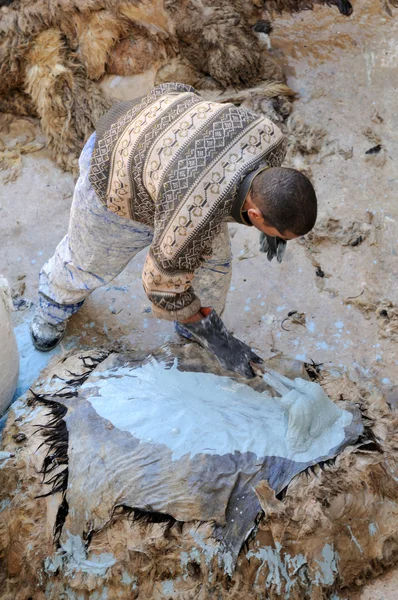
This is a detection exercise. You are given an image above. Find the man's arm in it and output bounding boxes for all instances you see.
[141,243,263,378]
[180,309,206,324]
[177,309,264,378]
[142,250,202,322]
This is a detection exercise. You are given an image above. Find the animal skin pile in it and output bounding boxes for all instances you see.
[1,343,398,600]
[0,0,378,175]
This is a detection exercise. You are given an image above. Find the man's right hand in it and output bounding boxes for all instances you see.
[178,309,263,379]
[180,307,211,324]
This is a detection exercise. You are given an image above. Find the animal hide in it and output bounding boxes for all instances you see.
[1,344,398,599]
[0,0,362,176]
[265,0,353,16]
[24,29,110,173]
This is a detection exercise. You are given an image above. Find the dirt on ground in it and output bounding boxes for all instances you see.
[1,0,397,596]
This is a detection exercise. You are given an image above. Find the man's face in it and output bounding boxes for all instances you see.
[245,194,300,240]
[255,220,298,241]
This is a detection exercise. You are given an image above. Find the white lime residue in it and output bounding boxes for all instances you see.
[161,580,175,594]
[0,451,14,468]
[121,572,137,590]
[246,543,307,596]
[0,498,11,512]
[262,370,346,452]
[184,528,235,577]
[346,525,363,554]
[11,398,42,423]
[189,529,219,566]
[121,572,132,585]
[180,547,202,581]
[44,531,116,577]
[314,544,339,585]
[369,522,378,537]
[82,360,352,462]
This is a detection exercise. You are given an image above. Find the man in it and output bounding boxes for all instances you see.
[31,83,317,378]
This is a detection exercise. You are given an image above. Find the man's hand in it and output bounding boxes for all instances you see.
[259,233,287,263]
[178,309,263,379]
[180,307,211,324]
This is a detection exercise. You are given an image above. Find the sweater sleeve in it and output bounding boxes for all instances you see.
[142,249,202,322]
[141,204,227,321]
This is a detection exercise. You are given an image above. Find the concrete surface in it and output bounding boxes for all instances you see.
[1,0,397,596]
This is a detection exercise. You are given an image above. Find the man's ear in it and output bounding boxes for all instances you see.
[247,207,263,224]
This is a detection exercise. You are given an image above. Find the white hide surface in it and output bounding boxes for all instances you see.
[82,360,353,462]
[0,277,19,415]
[262,369,344,452]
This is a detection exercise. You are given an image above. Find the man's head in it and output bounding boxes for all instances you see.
[245,167,318,240]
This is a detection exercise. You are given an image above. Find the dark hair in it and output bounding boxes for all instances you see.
[251,167,317,236]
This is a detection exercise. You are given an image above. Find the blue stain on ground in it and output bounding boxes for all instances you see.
[1,320,65,438]
[0,319,80,438]
[306,321,316,333]
[12,321,62,402]
[105,285,128,292]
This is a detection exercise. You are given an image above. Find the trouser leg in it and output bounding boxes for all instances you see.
[38,134,153,325]
[192,222,232,316]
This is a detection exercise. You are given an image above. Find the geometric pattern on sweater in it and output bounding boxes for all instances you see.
[89,83,287,320]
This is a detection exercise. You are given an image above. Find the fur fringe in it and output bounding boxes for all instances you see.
[30,350,109,545]
[0,0,358,176]
[32,390,70,546]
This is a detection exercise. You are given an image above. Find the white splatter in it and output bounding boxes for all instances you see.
[246,543,307,597]
[82,360,352,463]
[161,580,175,594]
[45,531,116,577]
[368,522,378,537]
[346,526,363,554]
[314,544,339,585]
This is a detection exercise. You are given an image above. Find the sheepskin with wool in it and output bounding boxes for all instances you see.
[2,343,398,599]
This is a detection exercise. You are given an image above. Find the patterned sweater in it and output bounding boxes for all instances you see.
[89,83,287,321]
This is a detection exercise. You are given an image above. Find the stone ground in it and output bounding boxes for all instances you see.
[1,0,397,597]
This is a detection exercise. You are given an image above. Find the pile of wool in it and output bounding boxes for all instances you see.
[0,0,365,177]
